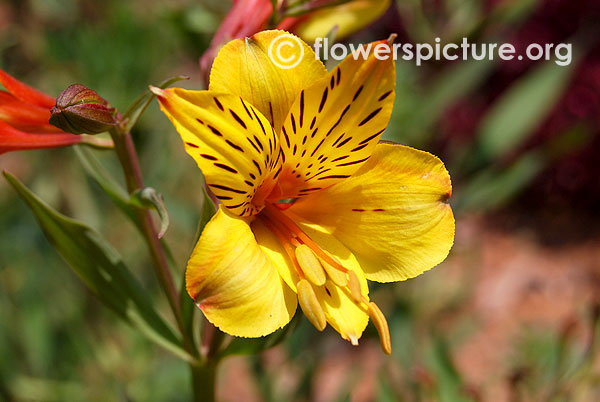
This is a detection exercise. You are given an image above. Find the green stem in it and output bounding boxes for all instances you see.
[191,362,217,402]
[109,125,220,402]
[109,128,198,359]
[110,129,180,320]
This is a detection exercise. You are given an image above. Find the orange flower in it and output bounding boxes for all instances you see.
[0,69,82,154]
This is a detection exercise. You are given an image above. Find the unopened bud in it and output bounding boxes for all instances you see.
[50,84,117,134]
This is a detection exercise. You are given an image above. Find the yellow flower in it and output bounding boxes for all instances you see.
[152,30,454,354]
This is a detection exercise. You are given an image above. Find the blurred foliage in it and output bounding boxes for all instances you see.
[1,0,600,400]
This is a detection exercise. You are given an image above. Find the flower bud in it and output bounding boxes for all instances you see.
[49,84,117,134]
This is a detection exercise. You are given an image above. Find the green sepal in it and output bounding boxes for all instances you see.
[130,187,170,239]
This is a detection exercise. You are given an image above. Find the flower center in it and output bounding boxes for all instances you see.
[258,203,391,354]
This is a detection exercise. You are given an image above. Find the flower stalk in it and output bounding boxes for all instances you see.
[108,124,212,401]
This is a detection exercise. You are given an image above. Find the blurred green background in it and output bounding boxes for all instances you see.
[1,0,599,400]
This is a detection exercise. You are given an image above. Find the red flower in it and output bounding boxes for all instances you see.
[0,69,82,154]
[199,0,273,84]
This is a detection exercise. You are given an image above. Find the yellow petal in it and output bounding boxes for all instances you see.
[252,218,301,292]
[153,87,281,216]
[186,207,297,337]
[296,221,370,344]
[252,215,369,343]
[276,39,395,198]
[209,30,327,133]
[289,143,455,283]
[293,0,392,43]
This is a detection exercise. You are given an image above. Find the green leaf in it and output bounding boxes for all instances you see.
[75,146,141,229]
[3,172,197,363]
[455,123,592,212]
[122,75,189,132]
[77,148,171,239]
[454,151,545,213]
[478,59,577,159]
[389,58,495,147]
[426,335,468,402]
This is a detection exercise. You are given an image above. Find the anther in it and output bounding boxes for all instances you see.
[295,244,326,286]
[297,279,327,331]
[347,271,363,303]
[320,258,348,287]
[367,302,392,355]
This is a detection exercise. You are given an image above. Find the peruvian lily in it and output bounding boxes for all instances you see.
[0,69,83,154]
[153,30,454,353]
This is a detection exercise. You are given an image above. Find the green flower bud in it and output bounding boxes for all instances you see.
[49,84,117,134]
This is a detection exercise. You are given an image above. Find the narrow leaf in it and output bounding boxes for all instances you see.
[75,146,141,229]
[3,172,196,363]
[391,58,495,146]
[478,58,578,159]
[455,152,545,213]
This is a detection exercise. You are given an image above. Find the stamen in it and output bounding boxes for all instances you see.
[264,204,348,273]
[347,271,363,303]
[297,279,327,331]
[259,216,305,279]
[320,258,348,287]
[262,204,388,350]
[367,302,392,355]
[295,245,326,286]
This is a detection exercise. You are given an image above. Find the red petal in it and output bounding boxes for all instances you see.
[0,69,56,109]
[0,96,52,125]
[200,0,272,81]
[0,120,81,154]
